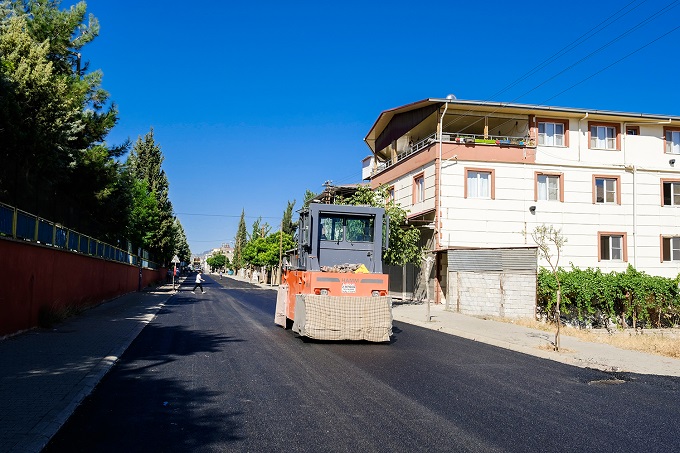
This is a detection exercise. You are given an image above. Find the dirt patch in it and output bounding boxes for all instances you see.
[537,343,575,353]
[486,317,680,360]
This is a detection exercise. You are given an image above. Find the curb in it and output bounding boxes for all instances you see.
[16,284,180,453]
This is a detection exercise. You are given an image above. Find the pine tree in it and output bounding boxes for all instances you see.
[251,218,262,241]
[174,219,191,264]
[0,1,128,240]
[282,200,296,236]
[302,189,317,208]
[127,128,176,264]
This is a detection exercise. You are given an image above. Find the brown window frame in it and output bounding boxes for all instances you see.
[598,232,628,262]
[660,235,680,262]
[588,121,621,151]
[536,118,569,147]
[625,125,639,135]
[663,126,680,154]
[464,167,496,200]
[592,175,621,205]
[660,179,680,206]
[534,171,564,202]
[412,173,424,204]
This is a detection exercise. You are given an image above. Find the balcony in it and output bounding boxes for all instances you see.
[373,131,535,175]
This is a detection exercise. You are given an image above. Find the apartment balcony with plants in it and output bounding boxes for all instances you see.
[366,100,535,178]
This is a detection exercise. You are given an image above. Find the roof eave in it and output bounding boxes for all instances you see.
[364,98,680,154]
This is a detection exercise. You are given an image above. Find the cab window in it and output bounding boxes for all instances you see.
[319,215,343,241]
[346,217,374,242]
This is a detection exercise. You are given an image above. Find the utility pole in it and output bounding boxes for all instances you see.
[278,219,283,285]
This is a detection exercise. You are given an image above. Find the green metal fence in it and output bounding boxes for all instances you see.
[0,201,159,269]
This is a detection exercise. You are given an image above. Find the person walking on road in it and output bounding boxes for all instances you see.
[192,270,206,294]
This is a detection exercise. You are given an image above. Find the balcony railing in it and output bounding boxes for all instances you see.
[374,132,534,174]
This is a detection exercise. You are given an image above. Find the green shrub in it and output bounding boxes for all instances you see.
[537,265,680,328]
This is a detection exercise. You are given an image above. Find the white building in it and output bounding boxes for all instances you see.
[364,98,680,308]
[204,244,234,271]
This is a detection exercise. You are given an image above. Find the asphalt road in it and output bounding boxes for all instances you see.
[45,276,680,452]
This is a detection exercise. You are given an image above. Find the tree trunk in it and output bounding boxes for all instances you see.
[633,307,637,330]
[555,287,561,351]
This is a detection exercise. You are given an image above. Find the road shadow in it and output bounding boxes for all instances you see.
[45,320,246,451]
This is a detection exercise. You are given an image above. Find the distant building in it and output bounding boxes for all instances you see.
[220,244,234,264]
[203,244,234,271]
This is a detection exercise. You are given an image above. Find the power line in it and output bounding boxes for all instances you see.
[515,0,679,104]
[440,0,651,132]
[175,212,280,219]
[442,0,678,135]
[485,0,648,103]
[541,22,680,104]
[332,173,365,186]
[189,239,233,243]
[461,12,680,134]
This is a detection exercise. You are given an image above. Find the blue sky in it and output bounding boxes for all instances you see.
[80,0,680,255]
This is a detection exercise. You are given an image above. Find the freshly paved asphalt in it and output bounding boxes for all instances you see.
[393,303,680,377]
[1,273,679,452]
[0,280,178,453]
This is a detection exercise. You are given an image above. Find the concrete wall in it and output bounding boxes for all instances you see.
[0,239,165,336]
[448,271,536,318]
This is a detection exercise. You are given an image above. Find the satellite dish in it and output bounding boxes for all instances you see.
[445,94,457,100]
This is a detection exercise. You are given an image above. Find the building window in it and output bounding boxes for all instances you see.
[535,172,563,202]
[537,119,567,146]
[413,173,424,203]
[593,175,620,204]
[661,180,680,206]
[662,237,680,261]
[589,122,620,150]
[626,126,639,135]
[387,186,395,203]
[465,168,494,199]
[664,127,680,154]
[599,232,627,262]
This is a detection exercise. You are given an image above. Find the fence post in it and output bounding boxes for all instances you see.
[138,247,142,291]
[12,206,17,239]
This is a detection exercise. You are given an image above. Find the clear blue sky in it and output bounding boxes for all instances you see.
[80,0,680,255]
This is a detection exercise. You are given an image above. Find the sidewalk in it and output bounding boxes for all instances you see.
[392,302,680,377]
[0,282,182,453]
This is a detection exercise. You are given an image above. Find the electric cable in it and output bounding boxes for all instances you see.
[510,0,679,105]
[541,23,680,104]
[439,1,679,136]
[437,0,651,132]
[486,0,648,102]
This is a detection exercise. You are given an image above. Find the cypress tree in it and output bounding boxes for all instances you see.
[127,128,176,264]
[233,210,248,269]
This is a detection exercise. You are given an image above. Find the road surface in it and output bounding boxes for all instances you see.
[45,275,680,452]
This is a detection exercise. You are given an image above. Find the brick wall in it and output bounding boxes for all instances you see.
[448,271,536,318]
[0,239,165,336]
